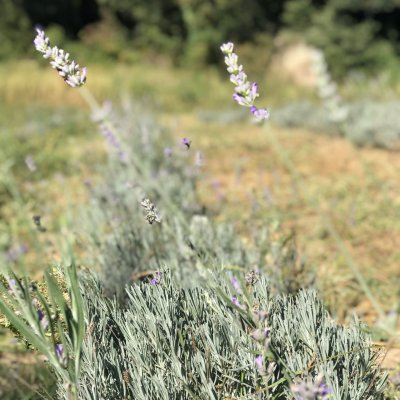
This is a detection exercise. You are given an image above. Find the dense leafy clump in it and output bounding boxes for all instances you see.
[56,272,386,399]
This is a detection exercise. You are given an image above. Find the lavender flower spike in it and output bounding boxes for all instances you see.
[34,28,87,88]
[221,41,269,123]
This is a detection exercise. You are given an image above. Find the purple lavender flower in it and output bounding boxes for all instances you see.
[7,278,18,296]
[233,93,247,107]
[8,278,17,288]
[231,296,240,306]
[221,42,269,123]
[181,137,191,149]
[249,82,259,102]
[255,355,264,372]
[37,308,44,320]
[31,298,49,331]
[250,106,269,123]
[56,344,64,359]
[150,271,162,285]
[231,296,245,309]
[37,309,49,330]
[231,276,242,293]
[291,374,331,400]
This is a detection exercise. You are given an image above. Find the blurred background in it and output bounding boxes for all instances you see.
[1,0,400,398]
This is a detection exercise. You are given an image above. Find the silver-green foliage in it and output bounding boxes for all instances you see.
[83,101,309,298]
[58,272,386,400]
[272,99,400,149]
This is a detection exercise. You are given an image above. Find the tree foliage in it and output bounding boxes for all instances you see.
[1,0,399,75]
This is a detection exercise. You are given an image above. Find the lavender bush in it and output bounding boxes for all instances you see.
[54,271,386,399]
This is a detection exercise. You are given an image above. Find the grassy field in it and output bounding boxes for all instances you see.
[1,60,400,397]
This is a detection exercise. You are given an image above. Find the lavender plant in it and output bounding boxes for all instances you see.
[54,271,386,399]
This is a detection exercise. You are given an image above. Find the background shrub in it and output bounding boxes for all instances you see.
[2,0,399,76]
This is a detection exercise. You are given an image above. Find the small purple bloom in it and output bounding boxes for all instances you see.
[255,355,263,369]
[150,272,162,285]
[37,309,49,330]
[250,106,269,123]
[37,308,44,321]
[231,296,245,309]
[291,374,331,400]
[231,276,242,293]
[231,296,240,306]
[233,93,247,106]
[8,279,17,290]
[319,383,330,397]
[181,137,191,149]
[7,278,20,297]
[56,344,63,359]
[250,82,259,100]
